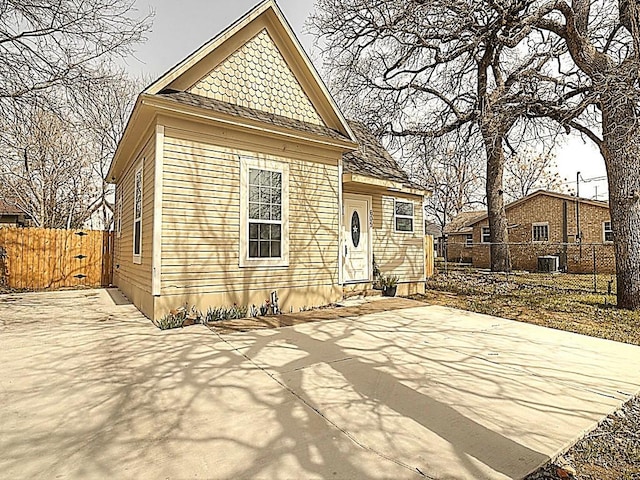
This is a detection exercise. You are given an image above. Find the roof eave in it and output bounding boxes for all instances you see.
[148,94,358,150]
[343,173,430,197]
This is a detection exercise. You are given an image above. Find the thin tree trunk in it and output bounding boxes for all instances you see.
[482,127,511,272]
[601,90,640,309]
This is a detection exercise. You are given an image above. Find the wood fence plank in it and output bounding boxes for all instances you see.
[0,227,113,291]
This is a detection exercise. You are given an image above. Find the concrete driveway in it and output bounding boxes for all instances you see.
[1,290,639,480]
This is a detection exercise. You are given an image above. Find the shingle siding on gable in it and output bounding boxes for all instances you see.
[189,29,324,126]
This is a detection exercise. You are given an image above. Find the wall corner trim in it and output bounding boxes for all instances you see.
[152,124,165,297]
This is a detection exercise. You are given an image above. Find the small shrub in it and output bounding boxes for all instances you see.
[156,308,188,330]
[205,304,249,323]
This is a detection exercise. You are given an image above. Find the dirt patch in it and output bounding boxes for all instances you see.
[207,297,424,334]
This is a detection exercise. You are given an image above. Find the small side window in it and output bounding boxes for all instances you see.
[603,221,613,242]
[481,227,490,244]
[394,200,414,233]
[133,164,143,264]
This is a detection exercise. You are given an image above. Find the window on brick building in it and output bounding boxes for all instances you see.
[465,234,473,246]
[481,227,490,243]
[603,221,613,242]
[532,223,549,242]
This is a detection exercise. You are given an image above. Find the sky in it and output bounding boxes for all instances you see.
[126,0,608,200]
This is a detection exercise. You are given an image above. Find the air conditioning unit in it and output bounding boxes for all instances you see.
[538,255,560,273]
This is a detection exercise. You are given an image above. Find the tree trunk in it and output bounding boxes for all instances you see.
[482,126,511,272]
[600,89,640,309]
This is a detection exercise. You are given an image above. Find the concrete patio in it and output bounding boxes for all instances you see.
[1,289,639,479]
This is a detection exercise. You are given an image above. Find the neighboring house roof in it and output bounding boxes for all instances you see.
[343,121,425,191]
[468,190,609,226]
[158,91,349,142]
[444,211,485,235]
[0,198,26,217]
[425,222,443,237]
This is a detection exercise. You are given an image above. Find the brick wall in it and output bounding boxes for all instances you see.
[470,194,614,273]
[446,233,473,262]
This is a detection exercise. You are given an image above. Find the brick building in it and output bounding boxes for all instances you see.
[447,190,615,273]
[443,211,484,262]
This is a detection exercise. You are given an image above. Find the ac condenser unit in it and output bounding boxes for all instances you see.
[537,255,560,273]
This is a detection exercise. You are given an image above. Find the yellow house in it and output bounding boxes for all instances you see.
[107,0,429,320]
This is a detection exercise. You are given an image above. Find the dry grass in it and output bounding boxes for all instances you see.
[412,271,640,346]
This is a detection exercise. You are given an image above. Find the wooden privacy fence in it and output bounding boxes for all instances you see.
[0,228,113,291]
[424,235,435,278]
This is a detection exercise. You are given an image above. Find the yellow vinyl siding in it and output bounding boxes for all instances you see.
[160,133,339,302]
[372,194,425,282]
[113,134,155,310]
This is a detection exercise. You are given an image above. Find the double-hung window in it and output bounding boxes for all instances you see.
[116,187,123,239]
[394,199,414,233]
[240,157,289,267]
[133,164,143,264]
[603,221,613,242]
[481,227,491,243]
[465,234,473,247]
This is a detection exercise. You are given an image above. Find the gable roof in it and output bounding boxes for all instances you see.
[144,0,355,140]
[468,190,610,227]
[108,0,358,181]
[343,121,425,192]
[444,211,485,235]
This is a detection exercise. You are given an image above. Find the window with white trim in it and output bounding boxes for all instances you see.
[240,157,289,267]
[465,234,473,247]
[481,227,491,243]
[394,199,414,232]
[133,164,143,264]
[116,187,122,238]
[532,222,549,242]
[603,221,613,242]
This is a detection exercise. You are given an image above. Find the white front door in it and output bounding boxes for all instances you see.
[343,195,370,283]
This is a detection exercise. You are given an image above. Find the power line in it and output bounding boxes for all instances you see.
[561,175,607,186]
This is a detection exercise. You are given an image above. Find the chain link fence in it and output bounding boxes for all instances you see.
[438,242,617,295]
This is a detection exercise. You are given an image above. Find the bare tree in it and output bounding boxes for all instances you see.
[312,0,577,272]
[73,71,144,229]
[511,0,640,309]
[503,150,566,201]
[0,0,152,114]
[0,108,97,228]
[0,0,151,230]
[411,133,486,232]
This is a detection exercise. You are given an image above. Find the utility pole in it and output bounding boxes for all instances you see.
[576,171,581,244]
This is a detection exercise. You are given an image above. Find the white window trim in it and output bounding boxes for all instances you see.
[394,199,414,233]
[133,163,143,265]
[532,222,549,243]
[481,226,491,244]
[239,156,290,268]
[603,221,613,243]
[465,234,473,247]
[116,187,122,239]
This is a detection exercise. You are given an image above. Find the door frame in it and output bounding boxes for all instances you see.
[341,193,373,284]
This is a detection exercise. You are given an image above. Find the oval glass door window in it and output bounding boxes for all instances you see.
[351,211,361,247]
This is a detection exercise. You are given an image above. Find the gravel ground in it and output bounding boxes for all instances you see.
[413,271,640,480]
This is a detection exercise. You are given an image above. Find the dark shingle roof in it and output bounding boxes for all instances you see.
[0,198,24,216]
[343,121,417,186]
[157,91,350,142]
